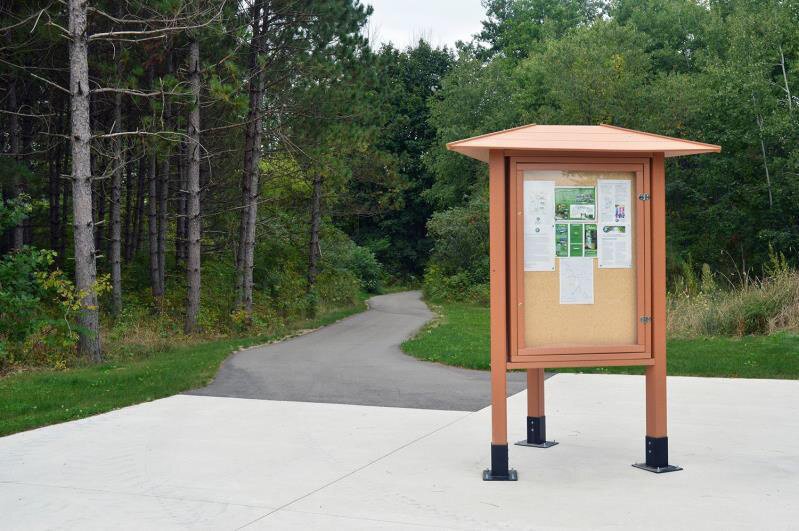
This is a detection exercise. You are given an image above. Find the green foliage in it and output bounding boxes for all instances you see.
[324,238,383,294]
[422,196,490,303]
[0,199,94,370]
[340,42,453,278]
[423,0,799,298]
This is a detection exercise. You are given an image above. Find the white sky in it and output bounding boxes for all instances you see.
[364,0,487,50]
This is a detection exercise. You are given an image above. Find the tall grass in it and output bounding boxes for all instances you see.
[667,252,799,338]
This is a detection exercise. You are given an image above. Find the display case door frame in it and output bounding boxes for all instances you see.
[508,157,652,365]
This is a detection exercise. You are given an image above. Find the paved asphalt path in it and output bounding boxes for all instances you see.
[189,291,526,411]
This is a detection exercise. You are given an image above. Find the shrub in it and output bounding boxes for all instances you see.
[322,229,383,293]
[423,264,489,305]
[422,196,490,303]
[668,252,799,337]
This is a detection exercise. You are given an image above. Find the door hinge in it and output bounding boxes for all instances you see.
[640,316,652,324]
[638,193,650,201]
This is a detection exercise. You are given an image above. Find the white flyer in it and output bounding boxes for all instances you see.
[597,179,631,224]
[597,179,632,268]
[598,224,632,268]
[559,257,594,304]
[523,180,556,271]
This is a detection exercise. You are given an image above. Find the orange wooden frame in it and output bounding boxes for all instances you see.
[506,158,653,368]
[488,149,669,447]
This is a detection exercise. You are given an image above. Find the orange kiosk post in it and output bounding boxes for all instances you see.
[447,125,720,481]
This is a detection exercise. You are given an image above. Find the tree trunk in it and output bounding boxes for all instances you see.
[123,150,134,261]
[780,45,792,114]
[185,38,202,334]
[146,65,162,299]
[110,87,124,315]
[7,78,24,250]
[307,174,322,294]
[148,147,161,297]
[20,93,33,245]
[59,148,69,265]
[133,148,147,258]
[175,139,186,264]
[49,113,63,253]
[158,50,173,295]
[237,1,266,316]
[68,0,101,361]
[752,94,773,208]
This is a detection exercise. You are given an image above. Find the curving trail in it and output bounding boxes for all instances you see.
[189,291,525,411]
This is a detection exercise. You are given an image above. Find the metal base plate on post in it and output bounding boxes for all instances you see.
[483,444,517,481]
[515,416,557,448]
[633,436,681,473]
[482,468,518,481]
[632,463,682,474]
[514,439,558,448]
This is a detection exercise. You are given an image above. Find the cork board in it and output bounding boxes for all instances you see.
[522,170,638,347]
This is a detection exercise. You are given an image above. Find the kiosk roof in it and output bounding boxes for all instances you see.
[446,124,720,162]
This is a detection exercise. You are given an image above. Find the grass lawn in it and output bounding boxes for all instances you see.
[402,302,799,379]
[0,301,367,438]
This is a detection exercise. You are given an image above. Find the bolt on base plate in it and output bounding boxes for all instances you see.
[514,439,558,448]
[482,469,518,481]
[632,463,682,474]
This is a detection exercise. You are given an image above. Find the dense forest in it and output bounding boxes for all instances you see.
[1,0,798,369]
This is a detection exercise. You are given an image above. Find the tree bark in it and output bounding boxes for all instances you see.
[68,0,101,361]
[7,78,24,250]
[148,146,161,297]
[158,49,173,295]
[110,87,124,315]
[49,111,63,253]
[307,174,322,294]
[780,45,792,114]
[175,139,187,264]
[185,38,202,333]
[237,1,266,316]
[59,149,69,265]
[752,93,773,208]
[132,149,147,259]
[123,149,134,260]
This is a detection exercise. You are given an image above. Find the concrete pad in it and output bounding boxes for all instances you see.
[0,395,466,529]
[284,373,799,529]
[2,374,798,529]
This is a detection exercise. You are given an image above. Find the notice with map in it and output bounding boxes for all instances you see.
[523,180,556,271]
[559,257,594,304]
[597,179,632,268]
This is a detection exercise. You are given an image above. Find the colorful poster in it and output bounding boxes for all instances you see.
[555,223,569,257]
[597,179,632,268]
[584,224,597,257]
[523,180,556,271]
[569,223,583,257]
[555,187,596,221]
[559,257,594,304]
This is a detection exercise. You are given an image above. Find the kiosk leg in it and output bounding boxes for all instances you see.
[483,371,517,481]
[633,365,681,473]
[634,153,680,474]
[515,369,557,448]
[483,150,516,481]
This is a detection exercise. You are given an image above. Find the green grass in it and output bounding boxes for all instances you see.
[0,300,367,438]
[402,302,799,379]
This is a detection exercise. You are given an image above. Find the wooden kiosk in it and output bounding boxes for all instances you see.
[447,125,720,480]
